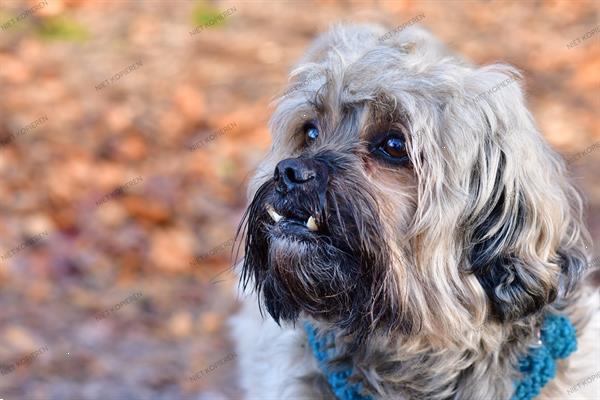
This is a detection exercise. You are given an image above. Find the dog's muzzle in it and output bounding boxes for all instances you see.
[266,157,329,234]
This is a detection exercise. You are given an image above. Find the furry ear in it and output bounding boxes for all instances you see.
[463,65,589,322]
[467,167,558,322]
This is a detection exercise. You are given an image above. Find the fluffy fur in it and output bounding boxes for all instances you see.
[231,23,600,399]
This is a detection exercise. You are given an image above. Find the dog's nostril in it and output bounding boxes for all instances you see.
[284,167,296,183]
[285,167,313,184]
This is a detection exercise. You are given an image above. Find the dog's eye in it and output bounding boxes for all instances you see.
[383,137,406,157]
[303,122,319,145]
[375,135,409,164]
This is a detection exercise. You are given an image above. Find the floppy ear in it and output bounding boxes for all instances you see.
[463,65,589,322]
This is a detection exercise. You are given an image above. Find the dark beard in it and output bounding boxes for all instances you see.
[236,151,413,345]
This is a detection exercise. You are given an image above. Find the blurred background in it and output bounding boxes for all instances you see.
[0,0,597,399]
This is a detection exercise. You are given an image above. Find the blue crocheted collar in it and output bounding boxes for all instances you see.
[304,314,577,400]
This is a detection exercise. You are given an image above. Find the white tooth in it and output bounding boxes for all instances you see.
[306,216,318,231]
[267,205,282,222]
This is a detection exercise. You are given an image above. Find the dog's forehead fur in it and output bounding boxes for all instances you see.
[270,24,467,145]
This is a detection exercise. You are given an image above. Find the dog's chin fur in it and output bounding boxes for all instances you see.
[231,23,599,400]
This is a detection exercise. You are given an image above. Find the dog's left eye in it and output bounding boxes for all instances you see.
[375,135,409,164]
[303,122,319,144]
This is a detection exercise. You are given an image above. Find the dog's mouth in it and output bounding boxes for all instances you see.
[238,153,403,342]
[266,204,320,234]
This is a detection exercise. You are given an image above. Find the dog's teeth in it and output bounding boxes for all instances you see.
[266,205,282,222]
[306,216,318,231]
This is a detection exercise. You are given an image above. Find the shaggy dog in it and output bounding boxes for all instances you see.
[231,24,599,399]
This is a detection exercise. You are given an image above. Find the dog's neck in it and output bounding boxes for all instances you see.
[310,297,584,400]
[335,323,532,399]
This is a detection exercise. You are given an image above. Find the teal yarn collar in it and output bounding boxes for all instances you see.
[304,314,577,400]
[304,322,372,400]
[512,314,577,399]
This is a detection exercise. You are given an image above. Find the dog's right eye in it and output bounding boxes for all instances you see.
[371,133,410,166]
[303,122,319,145]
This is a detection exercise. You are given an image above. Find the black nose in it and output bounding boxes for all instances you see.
[274,158,319,192]
[274,158,315,191]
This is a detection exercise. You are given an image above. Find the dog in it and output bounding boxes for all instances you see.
[231,23,600,399]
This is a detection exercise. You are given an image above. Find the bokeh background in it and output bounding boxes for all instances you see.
[0,0,598,399]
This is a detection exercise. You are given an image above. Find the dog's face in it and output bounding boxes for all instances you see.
[239,24,587,344]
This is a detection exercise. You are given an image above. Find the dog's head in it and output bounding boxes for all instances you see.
[238,24,589,345]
